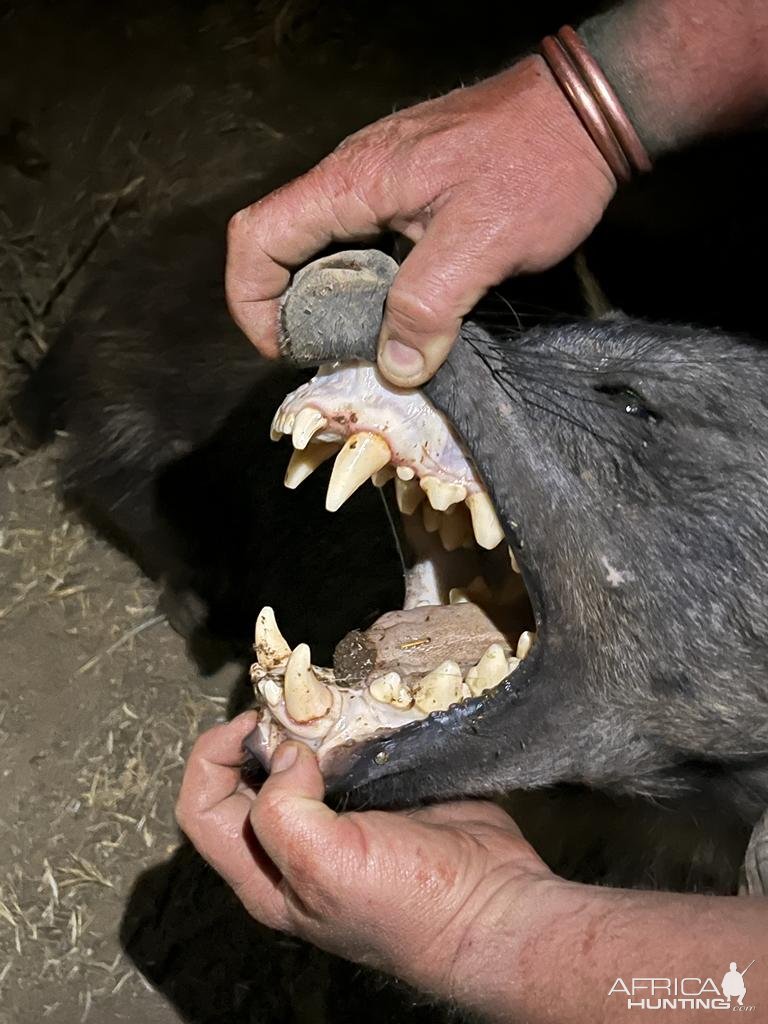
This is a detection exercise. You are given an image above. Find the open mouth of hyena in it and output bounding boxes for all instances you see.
[245,359,536,772]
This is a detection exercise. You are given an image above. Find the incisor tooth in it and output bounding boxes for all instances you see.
[466,492,504,550]
[255,606,292,669]
[516,630,535,660]
[369,672,413,709]
[396,466,415,481]
[414,660,463,713]
[372,465,396,487]
[421,476,467,512]
[509,547,521,573]
[395,476,424,515]
[466,643,508,696]
[284,441,339,489]
[259,678,283,706]
[326,432,391,512]
[284,643,333,722]
[292,407,327,450]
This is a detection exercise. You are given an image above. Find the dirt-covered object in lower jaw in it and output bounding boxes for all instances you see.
[245,361,536,769]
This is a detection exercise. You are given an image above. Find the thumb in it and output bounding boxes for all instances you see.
[377,211,504,387]
[249,741,337,879]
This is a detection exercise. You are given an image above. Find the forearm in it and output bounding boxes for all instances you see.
[451,877,768,1023]
[580,0,768,155]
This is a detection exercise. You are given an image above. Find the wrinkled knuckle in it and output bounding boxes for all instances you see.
[226,207,250,246]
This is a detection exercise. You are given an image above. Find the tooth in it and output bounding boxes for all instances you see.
[372,465,396,487]
[422,502,441,533]
[259,678,283,706]
[421,477,467,512]
[507,656,521,674]
[516,630,535,660]
[283,643,332,722]
[278,412,295,435]
[396,466,415,481]
[466,643,508,696]
[284,441,339,489]
[414,660,463,713]
[255,606,292,669]
[449,587,471,605]
[270,407,285,442]
[291,407,327,450]
[466,492,504,550]
[508,546,521,573]
[395,476,424,515]
[369,672,413,709]
[439,503,471,551]
[466,575,494,605]
[325,432,391,512]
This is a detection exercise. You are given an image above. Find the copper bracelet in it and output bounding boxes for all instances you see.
[540,34,632,184]
[557,25,652,175]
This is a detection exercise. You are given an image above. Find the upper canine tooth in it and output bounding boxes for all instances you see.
[283,643,333,722]
[466,643,508,697]
[421,477,467,512]
[466,492,504,550]
[369,672,413,709]
[326,432,391,512]
[255,606,292,670]
[414,660,463,713]
[508,547,521,573]
[516,630,535,660]
[395,476,424,515]
[292,407,327,450]
[284,441,339,489]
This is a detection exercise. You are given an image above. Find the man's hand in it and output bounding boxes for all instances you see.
[176,713,555,999]
[226,56,615,387]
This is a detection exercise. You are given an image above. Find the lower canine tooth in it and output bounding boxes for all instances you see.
[395,476,424,515]
[283,643,332,722]
[292,407,327,450]
[284,441,339,489]
[369,672,413,709]
[255,606,292,670]
[414,660,463,713]
[421,477,467,512]
[326,432,391,512]
[516,630,535,660]
[466,643,508,696]
[466,492,504,550]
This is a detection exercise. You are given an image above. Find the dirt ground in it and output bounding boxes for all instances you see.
[0,1,555,1020]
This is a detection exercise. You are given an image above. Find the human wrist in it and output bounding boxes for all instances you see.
[579,0,768,156]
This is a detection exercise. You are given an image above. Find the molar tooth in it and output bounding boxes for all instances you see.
[326,431,391,512]
[422,502,441,534]
[508,547,521,573]
[466,643,508,697]
[448,587,471,605]
[414,660,464,714]
[259,678,283,706]
[372,465,396,487]
[421,476,468,512]
[396,466,415,481]
[516,630,535,660]
[439,503,471,551]
[254,606,292,670]
[291,407,327,450]
[284,441,339,489]
[395,476,424,515]
[283,643,333,723]
[369,672,413,709]
[466,492,504,550]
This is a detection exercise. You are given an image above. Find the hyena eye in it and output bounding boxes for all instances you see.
[594,385,658,422]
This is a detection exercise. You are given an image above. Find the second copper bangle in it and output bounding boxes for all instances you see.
[540,34,632,185]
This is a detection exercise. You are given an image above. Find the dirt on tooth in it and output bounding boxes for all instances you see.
[369,671,413,709]
[255,606,292,669]
[414,660,464,713]
[466,643,508,696]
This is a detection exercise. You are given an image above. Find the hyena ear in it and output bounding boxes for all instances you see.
[279,249,397,367]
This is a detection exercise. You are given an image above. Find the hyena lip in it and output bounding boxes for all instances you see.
[243,361,538,778]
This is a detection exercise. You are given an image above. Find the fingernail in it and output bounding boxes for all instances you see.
[270,742,298,774]
[379,338,425,381]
